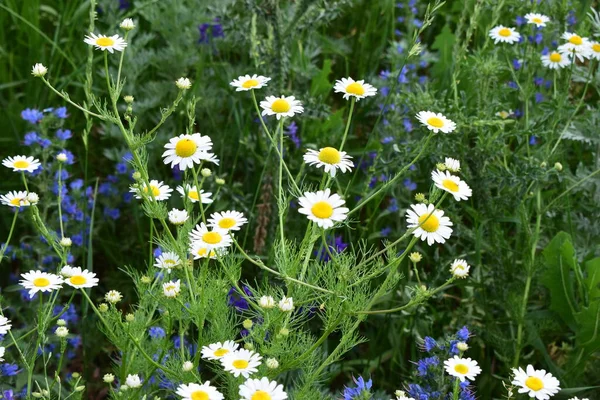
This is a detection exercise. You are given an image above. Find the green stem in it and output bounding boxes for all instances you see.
[57,163,65,239]
[543,167,600,212]
[452,378,460,400]
[339,97,355,151]
[0,211,19,261]
[277,119,286,258]
[40,78,106,120]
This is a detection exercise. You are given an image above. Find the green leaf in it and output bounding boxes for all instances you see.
[310,59,333,98]
[430,24,456,81]
[583,257,600,300]
[540,232,578,329]
[573,300,600,362]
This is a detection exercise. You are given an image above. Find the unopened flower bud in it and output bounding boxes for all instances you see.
[243,319,253,329]
[26,192,39,204]
[415,193,426,203]
[182,361,194,371]
[32,392,43,398]
[120,18,135,31]
[215,178,225,185]
[60,237,72,247]
[124,95,134,104]
[98,303,109,312]
[71,372,80,378]
[75,386,85,392]
[279,327,289,336]
[120,385,129,392]
[409,252,422,263]
[103,373,115,383]
[259,295,275,308]
[125,313,135,322]
[244,342,254,350]
[436,163,447,171]
[201,168,212,177]
[57,319,66,326]
[457,342,469,351]
[266,358,279,369]
[175,77,192,90]
[55,326,69,337]
[57,153,68,163]
[132,171,142,181]
[141,276,152,284]
[554,162,563,171]
[540,161,547,168]
[31,63,48,77]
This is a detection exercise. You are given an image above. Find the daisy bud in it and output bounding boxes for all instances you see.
[279,327,290,336]
[120,18,135,31]
[125,374,142,388]
[56,153,68,163]
[244,342,254,350]
[278,296,294,312]
[436,162,447,171]
[60,237,72,247]
[32,392,43,398]
[132,171,142,181]
[120,385,129,391]
[55,326,69,337]
[31,63,48,77]
[409,252,422,263]
[124,95,135,103]
[105,290,123,304]
[75,386,85,392]
[125,313,135,322]
[98,303,109,312]
[414,193,426,203]
[259,295,275,308]
[57,319,66,326]
[201,168,212,177]
[26,192,39,204]
[168,208,189,225]
[266,358,279,369]
[457,342,469,351]
[450,259,470,279]
[215,178,225,185]
[540,161,547,168]
[182,361,194,372]
[175,77,192,90]
[71,372,80,378]
[140,275,152,284]
[554,162,563,171]
[243,319,253,329]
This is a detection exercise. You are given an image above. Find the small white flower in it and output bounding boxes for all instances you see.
[303,147,354,177]
[64,267,99,288]
[524,13,550,27]
[84,33,127,53]
[26,192,39,204]
[0,346,5,362]
[396,391,415,400]
[333,77,378,101]
[57,319,66,326]
[457,342,469,351]
[495,110,514,119]
[278,296,294,312]
[189,241,220,260]
[176,382,224,400]
[189,223,233,251]
[163,279,181,298]
[512,365,561,400]
[168,208,189,225]
[220,349,262,378]
[60,265,77,277]
[260,95,304,120]
[60,237,72,247]
[162,133,217,170]
[56,153,68,162]
[20,271,63,298]
[444,157,460,173]
[431,170,472,201]
[259,295,275,308]
[125,374,142,388]
[130,180,173,201]
[105,290,123,304]
[2,155,41,173]
[588,42,600,60]
[103,373,115,383]
[558,32,591,62]
[182,361,194,371]
[201,341,240,361]
[154,252,182,273]
[120,18,135,31]
[0,316,11,335]
[444,356,482,382]
[55,326,69,338]
[405,203,453,246]
[239,377,288,400]
[450,259,470,278]
[1,191,30,208]
[489,26,521,44]
[541,51,571,69]
[415,111,456,134]
[31,63,48,77]
[176,184,213,204]
[176,77,192,90]
[230,74,271,91]
[207,210,248,231]
[297,188,349,229]
[266,358,279,369]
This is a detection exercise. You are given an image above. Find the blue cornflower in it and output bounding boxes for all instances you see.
[154,247,163,257]
[54,303,78,325]
[507,81,518,89]
[56,129,72,140]
[343,376,372,400]
[2,390,15,400]
[149,326,166,339]
[423,336,437,352]
[449,340,459,355]
[529,135,538,145]
[23,132,39,146]
[72,233,83,246]
[379,70,392,79]
[456,326,470,341]
[54,107,68,118]
[198,18,224,44]
[413,18,423,28]
[21,108,44,124]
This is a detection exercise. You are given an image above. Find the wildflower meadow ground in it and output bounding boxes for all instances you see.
[0,0,599,399]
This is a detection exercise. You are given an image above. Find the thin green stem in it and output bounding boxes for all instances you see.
[57,163,65,239]
[0,211,19,261]
[339,97,355,151]
[452,378,460,400]
[40,78,106,120]
[277,119,286,258]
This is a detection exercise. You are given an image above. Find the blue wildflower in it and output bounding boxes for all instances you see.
[380,227,392,237]
[284,121,301,149]
[423,336,437,352]
[417,356,439,376]
[0,363,20,376]
[149,326,166,339]
[21,108,44,124]
[343,376,372,400]
[54,107,68,119]
[456,326,470,341]
[228,285,253,311]
[115,162,128,174]
[23,132,39,146]
[403,178,417,191]
[39,138,52,148]
[56,129,72,140]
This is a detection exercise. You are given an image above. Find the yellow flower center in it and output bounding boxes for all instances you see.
[251,391,272,400]
[426,117,445,128]
[191,391,209,400]
[525,376,544,391]
[442,179,459,192]
[202,232,222,245]
[317,147,342,164]
[69,275,87,285]
[271,99,291,113]
[593,43,600,52]
[96,37,115,47]
[232,359,249,369]
[165,284,177,291]
[13,160,29,169]
[214,348,229,357]
[175,138,197,157]
[33,277,50,287]
[197,247,208,257]
[454,364,469,374]
[498,28,512,37]
[311,201,333,219]
[454,264,466,271]
[569,35,583,45]
[188,190,200,201]
[218,218,236,229]
[418,213,440,232]
[346,82,365,95]
[549,52,562,62]
[143,185,161,197]
[242,79,260,88]
[10,198,23,206]
[532,17,542,24]
[164,259,177,265]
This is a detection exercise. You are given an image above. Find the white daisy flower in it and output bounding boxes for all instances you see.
[201,340,240,361]
[154,252,182,273]
[444,356,482,382]
[396,390,416,400]
[105,290,123,304]
[297,188,349,229]
[189,223,233,251]
[176,77,192,90]
[125,374,142,388]
[303,147,354,177]
[163,280,181,298]
[0,346,4,362]
[220,349,262,378]
[207,210,248,231]
[168,209,189,225]
[512,365,561,400]
[230,74,271,91]
[130,180,172,201]
[120,18,135,31]
[495,110,514,119]
[450,259,471,278]
[333,77,378,101]
[260,95,304,120]
[524,13,550,27]
[189,241,220,260]
[83,33,127,53]
[55,326,69,337]
[278,296,294,312]
[541,51,571,69]
[444,157,460,173]
[405,203,453,246]
[31,63,48,77]
[1,191,30,208]
[489,26,521,44]
[20,271,63,298]
[558,32,591,62]
[63,267,99,288]
[0,316,12,334]
[176,185,213,204]
[26,192,39,204]
[239,377,288,400]
[61,265,77,277]
[431,170,472,201]
[2,155,41,173]
[415,111,456,134]
[588,42,600,60]
[162,133,217,170]
[259,295,275,308]
[176,382,224,400]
